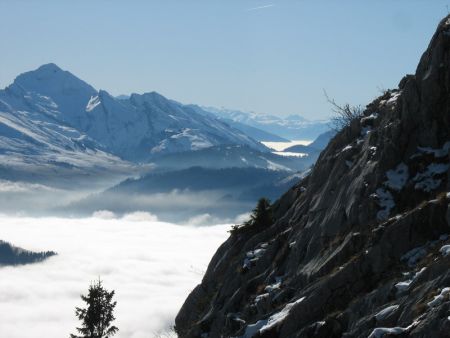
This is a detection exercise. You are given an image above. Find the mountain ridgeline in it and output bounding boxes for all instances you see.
[0,63,330,193]
[0,63,264,165]
[0,63,335,219]
[199,106,330,141]
[175,16,450,337]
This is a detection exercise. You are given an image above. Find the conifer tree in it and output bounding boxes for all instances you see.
[250,197,273,228]
[70,279,118,338]
[230,197,274,234]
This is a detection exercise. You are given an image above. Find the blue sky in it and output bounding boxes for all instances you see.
[0,0,449,119]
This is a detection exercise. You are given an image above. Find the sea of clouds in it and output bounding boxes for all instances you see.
[0,213,230,338]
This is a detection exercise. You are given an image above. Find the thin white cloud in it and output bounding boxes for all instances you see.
[92,210,117,219]
[233,212,251,224]
[185,213,215,226]
[0,179,56,193]
[184,212,252,226]
[0,216,230,338]
[246,4,275,11]
[122,211,158,222]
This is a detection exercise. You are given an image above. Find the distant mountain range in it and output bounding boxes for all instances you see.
[64,167,307,222]
[0,63,264,162]
[200,106,330,140]
[114,95,322,143]
[0,63,334,220]
[187,105,289,142]
[148,144,318,172]
[61,142,327,221]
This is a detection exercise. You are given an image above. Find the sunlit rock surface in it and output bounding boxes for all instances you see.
[175,15,450,338]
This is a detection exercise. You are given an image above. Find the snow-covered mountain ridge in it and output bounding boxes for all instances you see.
[0,64,332,217]
[200,106,330,140]
[0,63,266,166]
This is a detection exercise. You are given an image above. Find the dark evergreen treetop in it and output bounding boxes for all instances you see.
[70,279,118,338]
[230,197,274,235]
[249,197,273,229]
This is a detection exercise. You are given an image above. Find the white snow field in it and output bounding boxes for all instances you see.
[0,214,230,338]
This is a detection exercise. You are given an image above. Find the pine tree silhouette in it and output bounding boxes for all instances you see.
[249,197,273,229]
[230,197,274,235]
[70,278,118,338]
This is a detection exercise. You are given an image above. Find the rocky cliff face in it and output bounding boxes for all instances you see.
[175,16,450,338]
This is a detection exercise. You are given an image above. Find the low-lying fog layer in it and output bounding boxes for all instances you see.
[261,140,312,152]
[0,214,230,338]
[0,179,253,223]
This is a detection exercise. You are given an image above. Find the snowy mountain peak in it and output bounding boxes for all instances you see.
[11,63,95,93]
[28,62,62,75]
[0,64,266,162]
[8,64,97,120]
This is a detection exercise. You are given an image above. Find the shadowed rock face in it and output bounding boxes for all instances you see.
[175,16,450,338]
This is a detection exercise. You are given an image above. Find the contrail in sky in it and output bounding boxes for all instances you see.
[246,4,275,11]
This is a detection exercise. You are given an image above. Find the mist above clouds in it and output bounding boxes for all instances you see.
[0,180,255,224]
[92,210,118,220]
[0,179,56,193]
[0,215,230,338]
[0,179,94,216]
[185,212,251,226]
[86,210,249,226]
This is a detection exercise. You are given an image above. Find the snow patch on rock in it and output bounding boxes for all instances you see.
[386,92,401,105]
[395,267,426,295]
[413,163,449,192]
[375,305,399,321]
[374,188,395,221]
[427,287,450,308]
[259,297,306,334]
[86,95,101,112]
[439,245,450,257]
[243,243,268,269]
[417,142,450,158]
[360,113,378,124]
[368,317,419,338]
[385,163,409,191]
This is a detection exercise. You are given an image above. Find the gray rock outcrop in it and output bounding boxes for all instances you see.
[175,15,450,338]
